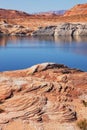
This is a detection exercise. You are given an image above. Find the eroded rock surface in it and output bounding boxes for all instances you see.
[0,63,87,130]
[33,23,87,36]
[55,23,87,36]
[0,21,33,36]
[33,26,56,36]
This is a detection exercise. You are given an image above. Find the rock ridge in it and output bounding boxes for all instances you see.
[64,3,87,16]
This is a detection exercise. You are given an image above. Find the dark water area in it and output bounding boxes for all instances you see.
[0,36,87,72]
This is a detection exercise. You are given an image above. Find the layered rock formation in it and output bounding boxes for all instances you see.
[0,21,33,36]
[1,21,87,36]
[55,23,87,36]
[0,63,87,130]
[0,3,87,31]
[32,26,56,36]
[33,23,87,36]
[64,4,87,16]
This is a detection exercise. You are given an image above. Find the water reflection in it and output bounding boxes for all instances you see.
[54,36,87,43]
[54,36,87,55]
[0,36,87,47]
[0,36,30,47]
[0,36,87,56]
[0,35,87,71]
[0,36,7,46]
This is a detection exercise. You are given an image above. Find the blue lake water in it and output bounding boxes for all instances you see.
[0,36,87,72]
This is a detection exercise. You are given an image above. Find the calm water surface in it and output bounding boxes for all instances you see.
[0,36,87,72]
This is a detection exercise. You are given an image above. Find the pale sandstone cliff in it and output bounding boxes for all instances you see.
[32,23,87,36]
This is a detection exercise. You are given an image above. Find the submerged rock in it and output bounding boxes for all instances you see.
[0,63,87,130]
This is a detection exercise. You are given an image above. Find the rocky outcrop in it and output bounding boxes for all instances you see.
[1,22,87,36]
[64,4,87,16]
[0,63,87,130]
[54,23,87,36]
[33,26,56,36]
[33,23,87,36]
[0,21,33,36]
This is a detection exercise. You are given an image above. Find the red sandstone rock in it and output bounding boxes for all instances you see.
[0,3,87,31]
[0,63,87,130]
[64,3,87,16]
[0,9,31,19]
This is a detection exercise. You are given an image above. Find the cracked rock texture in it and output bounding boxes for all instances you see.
[0,63,87,130]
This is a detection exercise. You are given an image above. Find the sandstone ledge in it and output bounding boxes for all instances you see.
[0,63,87,130]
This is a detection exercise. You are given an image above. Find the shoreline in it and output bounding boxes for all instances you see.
[0,21,87,37]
